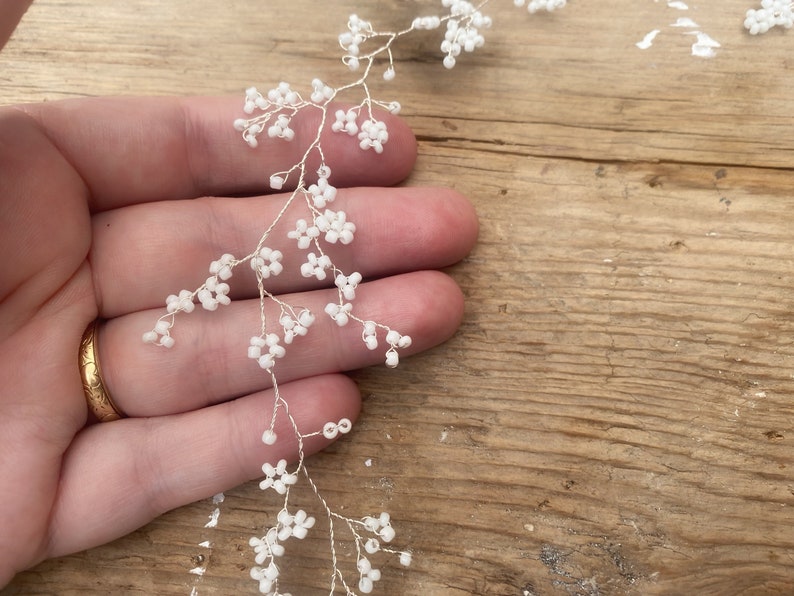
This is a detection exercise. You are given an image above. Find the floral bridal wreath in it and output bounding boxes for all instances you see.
[141,0,787,594]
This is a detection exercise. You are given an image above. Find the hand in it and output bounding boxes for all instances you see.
[0,95,478,586]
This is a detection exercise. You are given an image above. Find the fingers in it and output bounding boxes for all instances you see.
[91,186,477,317]
[101,270,463,417]
[17,96,417,212]
[0,0,33,51]
[46,374,360,559]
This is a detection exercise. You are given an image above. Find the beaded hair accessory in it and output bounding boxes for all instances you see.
[142,0,788,592]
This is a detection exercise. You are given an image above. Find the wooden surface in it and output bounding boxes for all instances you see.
[3,1,794,594]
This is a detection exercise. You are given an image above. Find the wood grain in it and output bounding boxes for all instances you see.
[2,0,794,594]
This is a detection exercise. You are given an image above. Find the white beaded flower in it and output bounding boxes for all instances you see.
[287,219,320,249]
[267,114,295,141]
[277,508,316,541]
[335,271,363,300]
[516,0,567,13]
[209,253,236,280]
[248,334,287,371]
[300,252,332,279]
[331,108,359,135]
[250,528,286,564]
[358,119,389,153]
[141,319,175,348]
[362,511,397,543]
[251,247,284,278]
[266,81,301,107]
[260,459,299,494]
[279,309,315,344]
[325,301,353,326]
[310,78,335,104]
[308,176,337,209]
[385,329,412,368]
[197,276,231,311]
[316,209,356,244]
[165,289,195,314]
[744,0,794,34]
[356,556,382,594]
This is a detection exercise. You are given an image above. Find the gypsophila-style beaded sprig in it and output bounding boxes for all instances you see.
[143,0,566,593]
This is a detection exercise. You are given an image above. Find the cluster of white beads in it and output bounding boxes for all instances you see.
[310,78,334,104]
[316,209,356,244]
[744,0,794,33]
[197,276,231,311]
[300,252,332,280]
[358,119,389,153]
[142,319,175,348]
[335,272,362,300]
[249,528,285,595]
[243,86,269,114]
[331,108,359,135]
[279,309,315,344]
[440,0,492,69]
[412,15,442,30]
[322,417,353,439]
[287,219,320,249]
[248,334,286,371]
[250,528,285,564]
[384,330,412,368]
[249,510,314,595]
[267,114,295,141]
[266,82,301,107]
[251,247,283,279]
[356,556,382,594]
[260,459,298,494]
[339,14,374,71]
[165,289,195,314]
[277,508,316,540]
[325,301,353,326]
[307,174,337,209]
[363,511,397,544]
[209,253,235,280]
[515,0,567,13]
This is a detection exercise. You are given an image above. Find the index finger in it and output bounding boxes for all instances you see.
[16,95,418,211]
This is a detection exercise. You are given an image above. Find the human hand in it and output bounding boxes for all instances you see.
[0,96,478,586]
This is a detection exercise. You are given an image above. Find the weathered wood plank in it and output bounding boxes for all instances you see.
[2,0,794,594]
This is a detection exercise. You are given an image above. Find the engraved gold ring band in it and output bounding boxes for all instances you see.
[79,319,124,422]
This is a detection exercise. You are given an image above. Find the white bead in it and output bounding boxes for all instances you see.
[399,551,413,566]
[323,421,339,439]
[161,336,175,349]
[379,524,396,543]
[142,331,158,343]
[383,67,395,81]
[337,418,353,433]
[357,557,372,574]
[262,430,277,445]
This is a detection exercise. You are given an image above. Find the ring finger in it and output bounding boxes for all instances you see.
[98,270,464,417]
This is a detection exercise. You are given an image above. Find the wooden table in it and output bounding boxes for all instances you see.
[3,1,794,594]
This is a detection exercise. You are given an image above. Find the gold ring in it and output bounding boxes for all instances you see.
[79,319,124,422]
